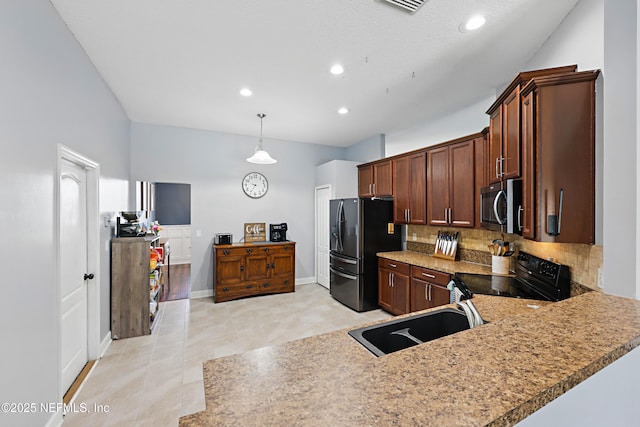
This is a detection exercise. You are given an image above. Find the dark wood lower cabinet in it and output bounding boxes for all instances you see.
[410,266,451,312]
[213,242,296,302]
[378,258,451,315]
[378,258,410,315]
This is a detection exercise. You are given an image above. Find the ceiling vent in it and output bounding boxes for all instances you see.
[381,0,428,13]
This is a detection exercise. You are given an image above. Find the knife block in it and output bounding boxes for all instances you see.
[433,232,458,261]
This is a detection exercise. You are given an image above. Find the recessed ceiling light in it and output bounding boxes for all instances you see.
[330,64,345,75]
[338,107,349,115]
[240,88,253,97]
[461,15,486,32]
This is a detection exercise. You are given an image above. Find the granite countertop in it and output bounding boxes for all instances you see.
[179,292,640,426]
[377,250,500,275]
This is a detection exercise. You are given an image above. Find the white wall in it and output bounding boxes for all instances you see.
[315,160,360,200]
[0,1,130,426]
[130,123,346,294]
[345,134,385,162]
[385,93,494,155]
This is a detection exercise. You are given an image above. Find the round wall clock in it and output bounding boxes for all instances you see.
[242,172,269,198]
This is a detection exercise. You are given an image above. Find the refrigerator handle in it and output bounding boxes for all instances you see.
[335,200,344,253]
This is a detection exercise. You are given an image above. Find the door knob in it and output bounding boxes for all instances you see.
[83,273,94,280]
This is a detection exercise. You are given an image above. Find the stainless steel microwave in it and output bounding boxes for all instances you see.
[480,179,523,234]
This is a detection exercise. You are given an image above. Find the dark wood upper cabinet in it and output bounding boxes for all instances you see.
[358,160,393,198]
[393,152,427,224]
[520,70,599,244]
[427,138,475,228]
[486,65,577,184]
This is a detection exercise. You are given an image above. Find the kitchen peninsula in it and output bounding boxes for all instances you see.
[179,291,640,426]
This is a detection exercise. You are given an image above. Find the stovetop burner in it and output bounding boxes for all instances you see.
[452,251,571,302]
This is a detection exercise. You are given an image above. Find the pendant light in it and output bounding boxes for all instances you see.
[247,113,277,164]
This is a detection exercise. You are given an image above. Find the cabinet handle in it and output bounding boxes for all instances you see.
[222,287,229,292]
[246,284,253,289]
[389,263,397,268]
[407,209,411,223]
[448,208,452,224]
[284,280,289,285]
[264,248,269,252]
[240,265,245,271]
[247,248,253,253]
[391,273,395,287]
[373,183,376,195]
[271,263,275,269]
[285,246,290,251]
[223,250,230,255]
[263,283,269,288]
[266,263,270,269]
[422,272,436,279]
[500,157,505,177]
[518,205,524,231]
[425,283,429,301]
[429,284,432,301]
[495,157,500,179]
[369,183,373,195]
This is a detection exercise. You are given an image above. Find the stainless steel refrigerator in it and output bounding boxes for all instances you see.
[329,198,402,312]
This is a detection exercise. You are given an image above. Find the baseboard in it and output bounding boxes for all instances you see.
[295,277,316,286]
[190,288,213,299]
[45,410,63,427]
[99,331,112,358]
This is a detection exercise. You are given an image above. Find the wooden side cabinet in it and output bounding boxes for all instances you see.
[111,236,160,339]
[378,258,410,315]
[213,242,296,302]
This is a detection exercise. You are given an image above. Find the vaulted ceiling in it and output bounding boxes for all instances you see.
[51,0,580,146]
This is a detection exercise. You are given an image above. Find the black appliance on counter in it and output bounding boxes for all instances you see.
[480,179,523,234]
[116,211,146,237]
[330,198,402,312]
[270,223,288,242]
[452,251,570,302]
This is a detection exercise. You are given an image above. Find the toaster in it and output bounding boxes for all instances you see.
[214,233,233,245]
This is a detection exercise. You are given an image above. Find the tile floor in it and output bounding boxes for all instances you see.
[63,284,391,426]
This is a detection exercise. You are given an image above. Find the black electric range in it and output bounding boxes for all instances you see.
[452,251,571,302]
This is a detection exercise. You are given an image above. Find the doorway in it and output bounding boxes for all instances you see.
[57,145,101,402]
[315,185,332,289]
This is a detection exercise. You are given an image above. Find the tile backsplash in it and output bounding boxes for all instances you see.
[407,225,602,291]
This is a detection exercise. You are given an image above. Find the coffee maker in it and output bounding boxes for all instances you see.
[270,223,288,242]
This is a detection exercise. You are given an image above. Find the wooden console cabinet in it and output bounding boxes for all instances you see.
[213,241,296,302]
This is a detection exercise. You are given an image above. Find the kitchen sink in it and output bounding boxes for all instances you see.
[348,308,476,357]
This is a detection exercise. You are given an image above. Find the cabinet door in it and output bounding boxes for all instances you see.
[215,253,244,284]
[427,146,450,226]
[474,134,489,229]
[502,86,521,180]
[429,283,451,308]
[521,91,535,239]
[488,108,503,184]
[410,278,430,312]
[392,156,410,223]
[449,140,475,227]
[378,269,393,312]
[391,273,410,315]
[358,165,374,197]
[270,250,294,279]
[245,253,269,281]
[373,160,393,196]
[408,152,427,224]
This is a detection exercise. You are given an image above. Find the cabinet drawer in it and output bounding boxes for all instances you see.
[411,266,450,286]
[215,282,257,302]
[378,258,410,275]
[257,277,294,295]
[215,247,248,257]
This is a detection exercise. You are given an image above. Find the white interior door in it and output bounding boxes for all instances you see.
[60,159,89,394]
[315,185,331,288]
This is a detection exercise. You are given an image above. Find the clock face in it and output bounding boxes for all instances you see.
[242,172,268,198]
